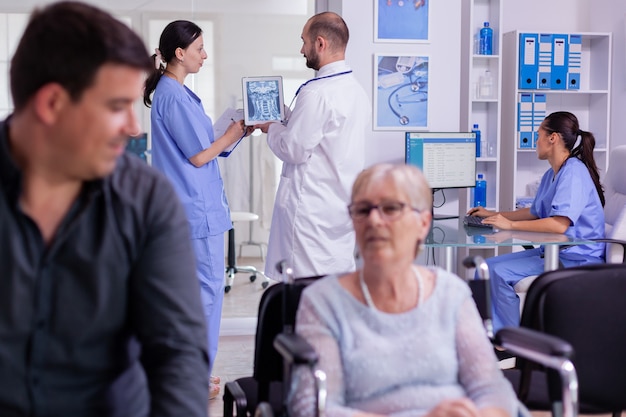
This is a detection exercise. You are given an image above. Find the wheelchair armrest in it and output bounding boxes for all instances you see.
[273,333,327,417]
[274,333,319,366]
[224,381,248,417]
[495,327,578,417]
[495,326,573,359]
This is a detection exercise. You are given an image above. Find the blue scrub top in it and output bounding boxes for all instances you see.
[150,76,231,238]
[531,157,605,261]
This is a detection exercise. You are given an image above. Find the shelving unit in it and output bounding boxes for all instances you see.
[500,31,612,212]
[458,0,503,275]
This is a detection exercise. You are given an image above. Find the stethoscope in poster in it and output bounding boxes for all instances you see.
[375,55,429,130]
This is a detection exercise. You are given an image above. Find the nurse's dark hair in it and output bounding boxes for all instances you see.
[10,1,152,112]
[542,111,605,206]
[143,20,203,107]
[306,12,349,53]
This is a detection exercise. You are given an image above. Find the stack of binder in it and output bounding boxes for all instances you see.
[518,32,582,91]
[517,93,547,149]
[517,32,582,147]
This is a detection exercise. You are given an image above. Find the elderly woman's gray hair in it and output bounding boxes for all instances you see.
[351,163,433,212]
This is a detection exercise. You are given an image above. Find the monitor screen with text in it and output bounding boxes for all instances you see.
[405,131,477,189]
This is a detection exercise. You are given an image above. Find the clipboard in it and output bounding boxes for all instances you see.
[242,76,285,125]
[214,107,246,157]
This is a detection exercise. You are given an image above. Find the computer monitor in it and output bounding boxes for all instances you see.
[405,131,477,219]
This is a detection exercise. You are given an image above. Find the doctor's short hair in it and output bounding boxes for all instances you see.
[351,163,433,213]
[307,12,349,51]
[10,1,152,111]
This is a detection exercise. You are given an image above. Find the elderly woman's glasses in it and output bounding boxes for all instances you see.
[348,201,421,222]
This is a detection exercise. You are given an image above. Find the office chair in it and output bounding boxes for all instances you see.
[225,211,270,293]
[223,263,324,417]
[502,263,626,417]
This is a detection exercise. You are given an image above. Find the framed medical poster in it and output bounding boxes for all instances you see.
[375,0,429,43]
[374,54,429,130]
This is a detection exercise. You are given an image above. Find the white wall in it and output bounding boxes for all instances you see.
[325,0,623,169]
[336,0,463,167]
[589,0,626,150]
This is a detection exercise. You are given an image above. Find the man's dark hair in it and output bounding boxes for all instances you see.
[10,1,152,111]
[307,12,349,53]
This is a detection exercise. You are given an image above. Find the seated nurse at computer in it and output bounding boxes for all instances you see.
[467,111,605,331]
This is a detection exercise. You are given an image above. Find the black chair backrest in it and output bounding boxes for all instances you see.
[252,277,322,385]
[521,263,626,411]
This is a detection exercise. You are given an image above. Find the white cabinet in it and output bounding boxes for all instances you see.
[500,31,612,212]
[460,0,502,214]
[457,0,503,275]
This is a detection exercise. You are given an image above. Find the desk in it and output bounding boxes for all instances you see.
[426,218,595,273]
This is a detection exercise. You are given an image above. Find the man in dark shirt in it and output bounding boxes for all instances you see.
[0,2,209,416]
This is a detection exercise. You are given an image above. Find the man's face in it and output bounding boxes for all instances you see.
[50,64,144,180]
[300,23,320,70]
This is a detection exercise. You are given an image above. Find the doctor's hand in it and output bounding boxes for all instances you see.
[253,121,277,134]
[243,125,255,137]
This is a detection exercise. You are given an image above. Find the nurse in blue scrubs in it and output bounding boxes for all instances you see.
[468,111,605,331]
[143,20,252,399]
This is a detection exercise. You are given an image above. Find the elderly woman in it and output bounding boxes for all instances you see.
[288,163,517,417]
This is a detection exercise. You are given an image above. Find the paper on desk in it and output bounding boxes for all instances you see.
[214,107,245,157]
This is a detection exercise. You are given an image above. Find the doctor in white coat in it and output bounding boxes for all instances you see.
[255,11,370,279]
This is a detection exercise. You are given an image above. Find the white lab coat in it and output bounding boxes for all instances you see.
[264,61,371,279]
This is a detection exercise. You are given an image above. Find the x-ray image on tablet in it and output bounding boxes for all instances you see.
[242,76,285,125]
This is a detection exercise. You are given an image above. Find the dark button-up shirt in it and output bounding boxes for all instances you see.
[0,118,209,417]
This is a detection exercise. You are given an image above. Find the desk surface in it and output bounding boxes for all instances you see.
[426,218,594,248]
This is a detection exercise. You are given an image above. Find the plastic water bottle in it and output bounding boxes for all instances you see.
[479,22,493,55]
[474,174,487,208]
[479,69,493,99]
[472,124,481,157]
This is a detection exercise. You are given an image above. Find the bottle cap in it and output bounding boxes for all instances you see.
[473,123,479,129]
[484,22,489,27]
[478,174,484,179]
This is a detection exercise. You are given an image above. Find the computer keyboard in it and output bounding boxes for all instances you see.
[463,215,493,229]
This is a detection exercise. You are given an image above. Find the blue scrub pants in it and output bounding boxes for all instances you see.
[486,248,596,332]
[192,234,225,377]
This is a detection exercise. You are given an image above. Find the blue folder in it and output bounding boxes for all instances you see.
[519,33,539,89]
[532,94,547,148]
[518,93,534,148]
[567,34,582,90]
[550,34,569,90]
[537,34,553,89]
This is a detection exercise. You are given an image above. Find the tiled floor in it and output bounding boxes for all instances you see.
[210,257,269,417]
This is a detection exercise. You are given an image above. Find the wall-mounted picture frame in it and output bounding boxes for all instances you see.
[374,54,429,130]
[374,0,429,43]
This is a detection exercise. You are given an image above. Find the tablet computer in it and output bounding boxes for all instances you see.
[242,76,285,125]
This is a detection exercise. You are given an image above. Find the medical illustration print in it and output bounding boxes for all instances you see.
[242,76,285,125]
[374,54,429,130]
[375,0,429,43]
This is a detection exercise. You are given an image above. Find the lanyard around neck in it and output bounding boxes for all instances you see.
[287,70,353,110]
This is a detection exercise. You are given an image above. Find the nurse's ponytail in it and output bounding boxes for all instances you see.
[142,20,203,108]
[543,111,605,206]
